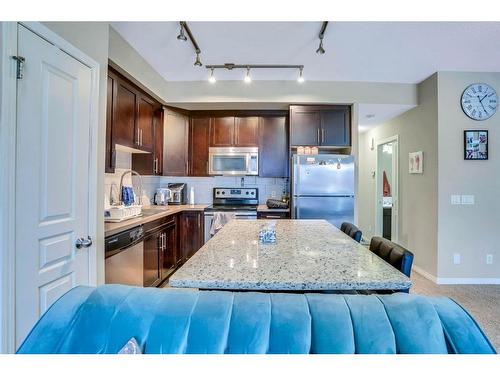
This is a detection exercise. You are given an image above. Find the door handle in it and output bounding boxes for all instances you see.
[76,236,92,249]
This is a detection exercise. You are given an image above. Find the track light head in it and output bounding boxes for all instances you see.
[208,68,216,83]
[244,67,252,83]
[177,22,187,41]
[297,67,305,83]
[194,52,203,67]
[316,39,325,55]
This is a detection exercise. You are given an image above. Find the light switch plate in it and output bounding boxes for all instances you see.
[451,195,461,205]
[461,195,475,205]
[453,253,461,265]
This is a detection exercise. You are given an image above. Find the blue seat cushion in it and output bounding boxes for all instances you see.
[17,285,496,354]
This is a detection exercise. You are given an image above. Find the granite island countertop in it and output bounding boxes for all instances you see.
[169,219,412,291]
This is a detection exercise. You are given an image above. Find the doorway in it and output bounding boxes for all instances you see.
[375,136,399,242]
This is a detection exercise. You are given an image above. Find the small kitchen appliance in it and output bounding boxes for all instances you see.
[154,188,172,206]
[167,183,187,205]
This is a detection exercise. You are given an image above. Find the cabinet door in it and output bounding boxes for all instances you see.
[161,223,178,279]
[105,75,115,173]
[290,106,320,146]
[163,110,188,176]
[136,95,155,152]
[153,108,163,175]
[143,230,161,287]
[189,117,210,176]
[211,117,234,146]
[180,211,204,262]
[113,80,138,148]
[235,116,259,146]
[320,107,351,146]
[259,116,288,177]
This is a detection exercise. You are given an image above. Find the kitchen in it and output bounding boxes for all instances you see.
[104,64,354,287]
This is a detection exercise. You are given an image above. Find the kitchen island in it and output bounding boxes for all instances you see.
[169,219,412,291]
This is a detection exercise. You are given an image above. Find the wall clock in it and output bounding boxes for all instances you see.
[461,83,497,121]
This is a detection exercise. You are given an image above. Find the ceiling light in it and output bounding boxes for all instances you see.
[297,67,305,83]
[194,52,202,67]
[244,67,252,83]
[177,22,187,41]
[208,68,216,83]
[316,39,325,55]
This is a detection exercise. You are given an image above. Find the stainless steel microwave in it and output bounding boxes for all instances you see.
[208,147,259,176]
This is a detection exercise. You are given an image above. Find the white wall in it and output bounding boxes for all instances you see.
[437,72,500,280]
[358,74,439,277]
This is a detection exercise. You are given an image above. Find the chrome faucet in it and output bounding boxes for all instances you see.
[118,170,143,205]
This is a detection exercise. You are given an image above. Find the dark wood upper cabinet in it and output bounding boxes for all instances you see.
[259,116,289,178]
[105,75,115,173]
[235,116,259,146]
[290,107,321,146]
[113,79,138,148]
[136,95,155,152]
[320,108,351,146]
[210,117,235,146]
[189,117,210,176]
[290,105,351,147]
[132,107,163,176]
[163,110,189,176]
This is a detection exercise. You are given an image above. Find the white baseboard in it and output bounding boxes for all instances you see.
[412,265,438,283]
[412,266,500,284]
[435,278,500,285]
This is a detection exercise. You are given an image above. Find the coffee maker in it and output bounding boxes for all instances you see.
[167,183,187,205]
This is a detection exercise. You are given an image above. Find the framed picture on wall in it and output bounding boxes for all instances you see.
[409,151,423,174]
[464,130,488,160]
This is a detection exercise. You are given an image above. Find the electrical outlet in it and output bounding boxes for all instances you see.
[486,254,493,265]
[453,253,461,265]
[451,195,461,205]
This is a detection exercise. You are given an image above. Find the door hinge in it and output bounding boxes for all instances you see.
[12,56,25,79]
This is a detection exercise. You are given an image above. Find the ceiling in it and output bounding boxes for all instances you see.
[111,22,500,83]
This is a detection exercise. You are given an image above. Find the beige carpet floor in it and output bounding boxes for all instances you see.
[410,271,500,352]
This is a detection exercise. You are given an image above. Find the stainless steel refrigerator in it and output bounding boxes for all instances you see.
[292,154,355,228]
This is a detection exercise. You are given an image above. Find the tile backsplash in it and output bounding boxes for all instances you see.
[105,150,289,206]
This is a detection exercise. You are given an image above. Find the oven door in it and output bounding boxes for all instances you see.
[208,147,258,175]
[204,211,257,243]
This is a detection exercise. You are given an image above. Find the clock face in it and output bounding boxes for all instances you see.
[461,83,497,121]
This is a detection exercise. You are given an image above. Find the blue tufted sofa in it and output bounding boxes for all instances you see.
[18,285,496,354]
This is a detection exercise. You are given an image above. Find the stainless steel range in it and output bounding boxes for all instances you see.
[204,187,258,243]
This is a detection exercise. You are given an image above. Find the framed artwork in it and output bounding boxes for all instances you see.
[409,151,423,174]
[464,130,488,160]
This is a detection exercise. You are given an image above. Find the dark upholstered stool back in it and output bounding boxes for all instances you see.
[340,222,362,243]
[369,237,414,277]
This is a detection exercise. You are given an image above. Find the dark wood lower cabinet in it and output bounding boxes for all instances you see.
[160,221,177,280]
[180,211,204,262]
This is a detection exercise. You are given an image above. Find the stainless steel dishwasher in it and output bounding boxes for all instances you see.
[105,225,144,286]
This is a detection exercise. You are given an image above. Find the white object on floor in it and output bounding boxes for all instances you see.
[210,212,236,236]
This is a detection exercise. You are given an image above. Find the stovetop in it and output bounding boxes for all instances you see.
[206,187,259,213]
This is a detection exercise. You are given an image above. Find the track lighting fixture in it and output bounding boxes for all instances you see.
[316,21,328,55]
[205,64,305,84]
[176,22,187,41]
[244,67,252,83]
[194,52,202,67]
[297,67,305,83]
[208,68,216,83]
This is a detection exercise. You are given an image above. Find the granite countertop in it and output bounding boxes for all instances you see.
[105,204,208,237]
[169,219,412,291]
[257,204,290,213]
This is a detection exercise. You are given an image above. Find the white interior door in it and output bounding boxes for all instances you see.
[15,25,94,347]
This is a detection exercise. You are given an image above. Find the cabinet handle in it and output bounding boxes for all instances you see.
[153,158,158,174]
[140,129,143,146]
[137,128,140,145]
[322,129,325,143]
[317,128,320,144]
